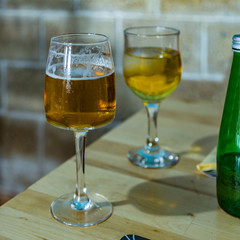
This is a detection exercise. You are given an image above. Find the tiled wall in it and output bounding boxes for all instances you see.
[0,0,239,202]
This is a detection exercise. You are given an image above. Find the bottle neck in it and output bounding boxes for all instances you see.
[233,49,240,54]
[232,34,240,52]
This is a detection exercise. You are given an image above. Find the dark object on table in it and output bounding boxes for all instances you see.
[121,234,150,240]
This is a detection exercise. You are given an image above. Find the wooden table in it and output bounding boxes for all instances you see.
[1,98,240,239]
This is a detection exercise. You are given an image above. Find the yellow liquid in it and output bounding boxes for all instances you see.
[44,66,116,131]
[123,47,182,101]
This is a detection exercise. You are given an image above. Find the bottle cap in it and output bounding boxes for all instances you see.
[232,34,240,51]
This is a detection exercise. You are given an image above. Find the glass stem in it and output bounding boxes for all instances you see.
[72,131,90,210]
[145,102,161,152]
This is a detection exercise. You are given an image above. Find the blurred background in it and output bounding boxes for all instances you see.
[0,0,239,204]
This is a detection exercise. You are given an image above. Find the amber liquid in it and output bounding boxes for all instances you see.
[44,65,116,131]
[123,47,182,102]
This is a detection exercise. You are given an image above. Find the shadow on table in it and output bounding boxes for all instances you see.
[178,134,218,158]
[126,175,217,216]
[112,174,217,216]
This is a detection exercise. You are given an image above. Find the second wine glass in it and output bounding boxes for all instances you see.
[123,26,182,168]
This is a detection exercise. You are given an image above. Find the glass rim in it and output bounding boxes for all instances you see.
[124,26,180,37]
[50,33,110,46]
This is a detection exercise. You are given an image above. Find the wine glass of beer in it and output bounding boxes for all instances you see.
[123,26,182,168]
[44,34,116,226]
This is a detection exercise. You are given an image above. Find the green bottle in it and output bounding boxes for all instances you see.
[217,34,240,218]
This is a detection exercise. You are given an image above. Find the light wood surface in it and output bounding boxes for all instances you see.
[1,98,240,240]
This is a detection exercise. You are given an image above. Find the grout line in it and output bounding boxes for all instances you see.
[1,60,45,69]
[158,0,162,13]
[150,0,161,14]
[114,16,123,71]
[200,22,208,76]
[182,72,224,82]
[0,61,8,113]
[37,120,45,176]
[146,0,153,13]
[0,110,45,121]
[0,0,7,9]
[0,9,239,23]
[71,0,80,13]
[0,9,70,17]
[38,16,46,63]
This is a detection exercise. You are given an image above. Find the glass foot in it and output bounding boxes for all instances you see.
[50,192,112,227]
[128,147,179,169]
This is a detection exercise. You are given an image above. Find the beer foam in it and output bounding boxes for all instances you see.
[46,63,114,80]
